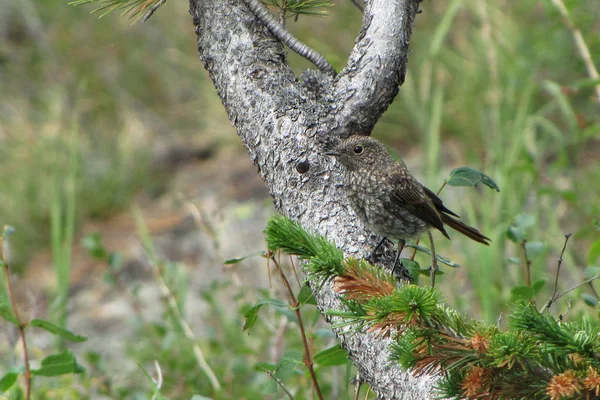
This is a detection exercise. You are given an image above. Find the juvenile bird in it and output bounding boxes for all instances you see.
[326,135,490,280]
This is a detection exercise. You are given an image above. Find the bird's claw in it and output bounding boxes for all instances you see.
[392,259,413,283]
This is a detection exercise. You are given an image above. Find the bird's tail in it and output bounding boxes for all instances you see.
[440,213,491,245]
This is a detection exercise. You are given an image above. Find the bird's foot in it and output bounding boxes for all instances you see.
[365,237,388,264]
[392,259,413,283]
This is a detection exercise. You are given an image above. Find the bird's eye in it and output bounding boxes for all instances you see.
[353,145,364,154]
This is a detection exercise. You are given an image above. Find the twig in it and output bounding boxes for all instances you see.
[559,299,572,321]
[587,279,600,300]
[149,258,221,392]
[289,255,302,289]
[542,274,600,314]
[242,0,336,77]
[259,366,295,400]
[279,0,287,26]
[272,252,324,400]
[427,231,438,288]
[349,0,364,12]
[520,240,532,287]
[543,234,572,312]
[549,0,600,103]
[178,193,221,261]
[141,0,168,22]
[1,228,31,400]
[150,360,163,400]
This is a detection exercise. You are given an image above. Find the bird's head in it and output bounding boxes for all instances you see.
[325,135,392,171]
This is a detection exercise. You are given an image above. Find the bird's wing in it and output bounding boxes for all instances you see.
[422,185,461,218]
[389,170,450,239]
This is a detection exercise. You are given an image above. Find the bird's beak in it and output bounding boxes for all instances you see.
[325,150,341,156]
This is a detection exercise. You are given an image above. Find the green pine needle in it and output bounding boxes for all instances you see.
[264,214,345,279]
[70,0,166,21]
[263,0,333,17]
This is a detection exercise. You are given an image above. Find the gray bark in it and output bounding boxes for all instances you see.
[189,0,438,398]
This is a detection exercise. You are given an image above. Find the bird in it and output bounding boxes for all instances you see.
[325,135,490,282]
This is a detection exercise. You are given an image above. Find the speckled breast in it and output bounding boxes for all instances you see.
[344,170,428,240]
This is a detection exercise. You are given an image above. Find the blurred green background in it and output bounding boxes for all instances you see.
[0,0,599,398]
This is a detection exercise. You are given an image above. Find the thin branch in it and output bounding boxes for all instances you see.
[333,0,421,134]
[242,0,336,77]
[520,240,532,287]
[258,366,296,399]
[549,0,600,103]
[141,0,168,22]
[559,299,572,321]
[150,360,163,400]
[542,233,571,312]
[149,258,221,392]
[542,275,600,314]
[289,255,302,289]
[272,253,324,400]
[279,0,287,26]
[1,228,31,400]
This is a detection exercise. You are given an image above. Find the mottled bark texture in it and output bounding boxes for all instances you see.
[189,0,437,398]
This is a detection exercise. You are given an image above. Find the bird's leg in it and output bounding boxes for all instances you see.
[427,231,439,288]
[392,239,412,282]
[366,236,388,263]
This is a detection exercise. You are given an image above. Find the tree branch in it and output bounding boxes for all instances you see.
[333,0,421,135]
[189,1,431,398]
[241,0,337,77]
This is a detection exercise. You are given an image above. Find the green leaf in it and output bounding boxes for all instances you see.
[419,268,445,276]
[31,350,85,377]
[447,167,500,191]
[581,293,599,307]
[314,344,348,366]
[0,303,18,325]
[506,214,536,243]
[532,279,546,295]
[584,266,600,279]
[108,252,123,270]
[243,299,288,331]
[82,232,107,259]
[30,319,87,342]
[511,285,534,301]
[588,239,600,265]
[260,379,278,395]
[0,371,19,392]
[224,251,265,265]
[506,226,525,243]
[404,243,460,268]
[297,285,316,306]
[525,241,546,259]
[275,352,302,379]
[400,259,421,284]
[515,214,536,228]
[506,257,520,265]
[255,362,277,372]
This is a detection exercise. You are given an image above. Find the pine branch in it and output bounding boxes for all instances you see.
[70,0,167,22]
[264,215,600,400]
